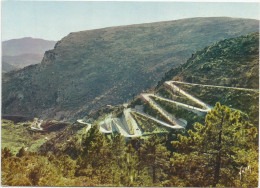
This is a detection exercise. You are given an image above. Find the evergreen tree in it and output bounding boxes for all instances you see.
[81,124,104,158]
[109,133,127,186]
[78,124,114,184]
[139,134,170,185]
[170,103,258,187]
[124,143,137,186]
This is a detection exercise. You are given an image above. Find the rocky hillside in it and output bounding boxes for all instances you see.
[38,33,260,158]
[2,37,56,72]
[159,32,259,89]
[156,32,259,125]
[2,17,259,121]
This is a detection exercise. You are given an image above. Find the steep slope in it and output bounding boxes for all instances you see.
[2,17,259,121]
[38,31,260,158]
[5,32,259,159]
[156,32,259,125]
[159,32,259,89]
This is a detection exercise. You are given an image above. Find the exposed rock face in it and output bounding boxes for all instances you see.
[41,51,57,65]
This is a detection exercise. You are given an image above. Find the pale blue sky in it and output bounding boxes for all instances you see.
[2,1,259,41]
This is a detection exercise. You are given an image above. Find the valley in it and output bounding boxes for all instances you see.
[1,18,259,187]
[2,17,258,121]
[3,30,259,150]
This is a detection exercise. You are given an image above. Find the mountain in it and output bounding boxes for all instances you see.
[2,17,259,121]
[155,32,259,125]
[159,32,259,89]
[2,37,56,56]
[38,32,260,159]
[2,37,56,72]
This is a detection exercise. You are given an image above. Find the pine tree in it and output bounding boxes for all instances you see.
[139,134,170,185]
[170,102,258,187]
[78,124,114,184]
[109,133,127,185]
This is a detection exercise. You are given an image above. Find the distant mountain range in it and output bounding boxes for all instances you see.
[2,37,56,72]
[2,17,259,121]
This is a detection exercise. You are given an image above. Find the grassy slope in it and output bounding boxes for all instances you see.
[1,119,72,154]
[2,17,259,121]
[1,120,53,154]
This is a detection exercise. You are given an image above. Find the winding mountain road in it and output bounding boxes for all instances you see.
[99,115,114,133]
[112,117,142,138]
[124,109,143,136]
[77,81,244,137]
[170,81,259,92]
[141,93,187,127]
[77,119,91,125]
[131,109,184,129]
[164,81,212,110]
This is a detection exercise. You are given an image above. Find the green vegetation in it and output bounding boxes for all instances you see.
[1,119,57,154]
[38,122,89,159]
[153,98,205,130]
[159,32,259,89]
[128,98,143,108]
[2,20,259,187]
[173,83,259,126]
[2,148,91,186]
[143,103,172,124]
[131,112,169,133]
[2,104,258,186]
[156,86,204,108]
[2,18,258,121]
[170,103,258,187]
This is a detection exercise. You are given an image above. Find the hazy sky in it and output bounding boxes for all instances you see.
[2,1,259,41]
